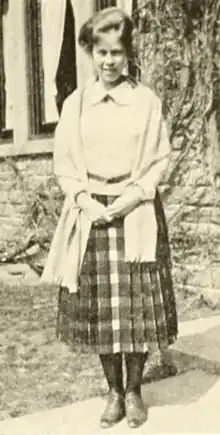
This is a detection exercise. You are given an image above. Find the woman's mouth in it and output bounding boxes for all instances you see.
[103,69,115,73]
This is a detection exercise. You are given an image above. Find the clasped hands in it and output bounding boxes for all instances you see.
[76,186,143,226]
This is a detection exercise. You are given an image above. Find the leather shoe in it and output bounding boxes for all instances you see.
[125,391,147,428]
[100,389,125,429]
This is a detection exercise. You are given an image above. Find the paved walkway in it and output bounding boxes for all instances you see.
[178,314,220,337]
[0,370,220,434]
[170,314,220,376]
[0,315,220,434]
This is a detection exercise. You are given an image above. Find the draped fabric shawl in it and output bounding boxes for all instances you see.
[41,81,171,293]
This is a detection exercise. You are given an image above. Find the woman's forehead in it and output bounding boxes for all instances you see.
[94,31,124,49]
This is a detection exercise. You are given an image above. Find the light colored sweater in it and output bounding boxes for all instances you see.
[81,80,138,183]
[41,78,171,293]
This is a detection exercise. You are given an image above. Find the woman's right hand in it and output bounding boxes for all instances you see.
[76,192,108,225]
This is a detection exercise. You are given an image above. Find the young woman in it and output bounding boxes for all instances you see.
[42,6,178,429]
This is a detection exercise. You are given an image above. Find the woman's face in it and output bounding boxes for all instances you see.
[92,31,127,88]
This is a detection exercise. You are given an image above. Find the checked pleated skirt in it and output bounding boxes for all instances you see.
[57,191,178,354]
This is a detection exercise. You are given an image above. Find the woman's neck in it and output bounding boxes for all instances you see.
[97,75,126,91]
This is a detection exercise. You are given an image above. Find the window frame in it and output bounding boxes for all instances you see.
[0,0,33,157]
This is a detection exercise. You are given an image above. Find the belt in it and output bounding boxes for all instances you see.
[88,172,131,184]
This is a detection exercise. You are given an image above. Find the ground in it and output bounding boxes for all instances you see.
[0,280,220,421]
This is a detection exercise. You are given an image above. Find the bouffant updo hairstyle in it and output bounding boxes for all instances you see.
[78,7,137,61]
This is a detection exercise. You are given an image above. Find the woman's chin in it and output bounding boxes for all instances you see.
[103,74,118,82]
[101,74,124,86]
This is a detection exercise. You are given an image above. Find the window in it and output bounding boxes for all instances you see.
[26,0,77,137]
[95,0,116,11]
[0,0,131,157]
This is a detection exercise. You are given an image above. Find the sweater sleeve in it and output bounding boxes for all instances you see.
[132,96,171,201]
[53,94,88,202]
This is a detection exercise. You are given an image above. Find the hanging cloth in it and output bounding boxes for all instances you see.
[117,0,133,15]
[41,0,66,123]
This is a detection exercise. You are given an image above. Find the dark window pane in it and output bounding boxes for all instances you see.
[95,0,117,11]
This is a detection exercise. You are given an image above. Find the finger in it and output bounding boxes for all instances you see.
[105,216,113,222]
[93,217,105,226]
[106,213,118,221]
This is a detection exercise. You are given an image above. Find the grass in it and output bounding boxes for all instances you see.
[0,282,105,421]
[0,280,220,421]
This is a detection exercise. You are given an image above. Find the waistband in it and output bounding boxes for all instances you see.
[88,172,131,195]
[88,172,131,184]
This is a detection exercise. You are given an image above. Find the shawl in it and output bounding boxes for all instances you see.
[41,81,171,292]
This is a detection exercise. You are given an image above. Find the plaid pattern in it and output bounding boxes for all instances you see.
[57,192,178,354]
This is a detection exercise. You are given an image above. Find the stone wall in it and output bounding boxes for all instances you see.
[1,151,220,306]
[0,155,53,252]
[164,149,220,306]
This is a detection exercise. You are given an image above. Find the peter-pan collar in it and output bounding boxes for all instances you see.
[86,78,136,106]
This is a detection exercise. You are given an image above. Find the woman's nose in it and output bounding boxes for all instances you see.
[105,53,114,65]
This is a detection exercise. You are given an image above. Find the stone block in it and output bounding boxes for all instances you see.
[0,203,26,217]
[0,263,40,285]
[17,156,53,175]
[0,191,11,204]
[181,221,220,235]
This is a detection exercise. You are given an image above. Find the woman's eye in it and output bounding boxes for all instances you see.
[97,50,123,56]
[111,50,122,56]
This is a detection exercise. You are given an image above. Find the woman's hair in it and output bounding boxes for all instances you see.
[78,7,136,59]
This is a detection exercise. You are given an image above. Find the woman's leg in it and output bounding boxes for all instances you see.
[99,353,125,428]
[125,352,148,428]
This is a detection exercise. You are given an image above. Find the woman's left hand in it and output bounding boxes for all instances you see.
[106,186,144,221]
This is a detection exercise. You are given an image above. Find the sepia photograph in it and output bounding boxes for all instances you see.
[0,0,220,433]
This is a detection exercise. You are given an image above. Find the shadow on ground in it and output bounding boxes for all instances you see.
[143,369,218,408]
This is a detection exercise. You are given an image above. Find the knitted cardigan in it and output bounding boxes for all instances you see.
[41,81,171,293]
